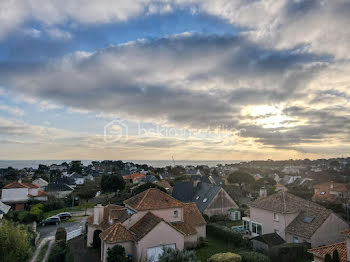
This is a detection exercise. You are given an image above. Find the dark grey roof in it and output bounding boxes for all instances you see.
[70,172,83,179]
[172,182,196,202]
[45,183,73,192]
[53,177,75,186]
[193,182,221,213]
[141,175,158,183]
[252,233,285,247]
[172,181,221,213]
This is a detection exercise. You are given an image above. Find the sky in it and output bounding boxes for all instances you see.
[1,0,350,161]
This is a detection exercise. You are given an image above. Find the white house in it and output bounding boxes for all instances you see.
[1,180,47,210]
[69,172,85,185]
[32,178,49,189]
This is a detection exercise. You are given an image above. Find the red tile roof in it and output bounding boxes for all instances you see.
[3,181,39,189]
[123,173,146,181]
[341,229,350,237]
[124,188,184,211]
[100,223,135,243]
[308,242,347,262]
[129,212,163,240]
[313,182,350,202]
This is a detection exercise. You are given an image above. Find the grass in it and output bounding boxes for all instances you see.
[43,203,95,219]
[195,233,250,262]
[36,241,50,262]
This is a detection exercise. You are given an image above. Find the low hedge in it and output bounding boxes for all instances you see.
[268,243,312,262]
[207,224,247,247]
[209,252,242,262]
[239,252,271,262]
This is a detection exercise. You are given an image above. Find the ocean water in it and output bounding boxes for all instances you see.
[0,160,243,169]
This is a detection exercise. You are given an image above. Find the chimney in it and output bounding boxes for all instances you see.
[93,204,104,225]
[259,187,267,198]
[330,181,334,190]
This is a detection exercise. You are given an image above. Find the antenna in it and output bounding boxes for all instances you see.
[172,156,176,167]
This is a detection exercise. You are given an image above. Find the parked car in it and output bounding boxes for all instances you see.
[41,216,61,226]
[57,212,72,220]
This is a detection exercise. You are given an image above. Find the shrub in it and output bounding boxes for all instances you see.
[29,203,44,221]
[206,224,247,247]
[0,220,32,262]
[48,241,74,262]
[240,252,271,262]
[43,196,65,212]
[158,248,197,262]
[107,245,126,262]
[55,227,67,243]
[17,211,36,223]
[268,243,312,262]
[208,253,242,262]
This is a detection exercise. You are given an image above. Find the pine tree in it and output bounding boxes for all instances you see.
[332,249,341,262]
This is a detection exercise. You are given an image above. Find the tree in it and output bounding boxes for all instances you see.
[76,180,99,214]
[107,245,126,262]
[228,171,255,190]
[333,249,341,262]
[158,248,197,262]
[324,254,333,262]
[101,172,125,193]
[0,221,32,262]
[69,161,82,174]
[132,183,166,195]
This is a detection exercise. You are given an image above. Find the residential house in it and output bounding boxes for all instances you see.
[275,183,288,192]
[313,181,350,204]
[32,178,49,189]
[69,172,85,185]
[243,191,349,247]
[309,229,350,262]
[123,173,146,185]
[87,188,206,262]
[0,200,10,219]
[45,183,74,198]
[1,180,47,210]
[155,180,173,194]
[172,178,239,217]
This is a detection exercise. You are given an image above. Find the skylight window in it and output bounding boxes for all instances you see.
[320,191,326,195]
[303,216,314,223]
[203,198,208,203]
[196,196,200,200]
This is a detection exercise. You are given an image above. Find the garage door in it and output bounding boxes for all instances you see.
[147,244,176,262]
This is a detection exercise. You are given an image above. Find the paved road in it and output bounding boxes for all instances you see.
[38,220,86,238]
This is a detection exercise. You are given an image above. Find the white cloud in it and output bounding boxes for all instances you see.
[0,105,25,116]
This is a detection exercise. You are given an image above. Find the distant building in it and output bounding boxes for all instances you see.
[172,178,239,217]
[1,180,47,210]
[313,181,350,204]
[69,172,85,185]
[32,178,49,189]
[45,183,74,198]
[123,173,146,185]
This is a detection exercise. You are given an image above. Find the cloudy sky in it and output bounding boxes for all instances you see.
[1,0,350,160]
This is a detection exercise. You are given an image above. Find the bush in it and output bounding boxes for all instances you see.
[158,248,197,262]
[48,241,74,262]
[268,243,312,262]
[55,227,67,243]
[107,245,126,262]
[17,211,36,223]
[208,253,242,262]
[0,220,32,262]
[43,196,65,212]
[240,252,271,262]
[209,215,229,223]
[30,203,44,221]
[206,224,247,247]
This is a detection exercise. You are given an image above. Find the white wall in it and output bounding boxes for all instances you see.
[1,188,28,202]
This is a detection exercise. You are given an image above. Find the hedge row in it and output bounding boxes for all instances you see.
[206,224,248,247]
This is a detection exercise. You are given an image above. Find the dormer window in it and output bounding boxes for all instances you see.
[174,210,178,218]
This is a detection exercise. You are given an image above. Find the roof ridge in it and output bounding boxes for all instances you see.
[136,189,151,209]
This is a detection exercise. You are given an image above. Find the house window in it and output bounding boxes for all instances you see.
[243,220,250,231]
[293,237,299,243]
[252,222,262,235]
[173,210,178,218]
[273,213,279,222]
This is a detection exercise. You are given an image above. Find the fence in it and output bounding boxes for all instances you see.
[67,226,83,241]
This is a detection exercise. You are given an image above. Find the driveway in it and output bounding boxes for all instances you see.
[69,236,100,262]
[38,220,86,238]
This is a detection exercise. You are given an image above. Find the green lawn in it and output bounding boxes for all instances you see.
[195,233,250,262]
[43,203,95,219]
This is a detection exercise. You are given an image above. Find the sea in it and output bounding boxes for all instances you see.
[0,160,244,169]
